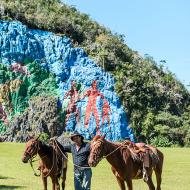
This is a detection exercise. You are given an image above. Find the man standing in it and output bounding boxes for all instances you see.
[56,131,92,190]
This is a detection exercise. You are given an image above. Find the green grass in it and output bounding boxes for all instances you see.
[0,143,190,190]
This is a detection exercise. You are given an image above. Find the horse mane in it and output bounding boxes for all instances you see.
[39,140,53,155]
[92,135,102,141]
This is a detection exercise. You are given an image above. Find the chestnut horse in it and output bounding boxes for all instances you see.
[22,137,68,190]
[88,135,164,190]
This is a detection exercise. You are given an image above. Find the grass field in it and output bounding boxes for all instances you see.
[0,143,190,190]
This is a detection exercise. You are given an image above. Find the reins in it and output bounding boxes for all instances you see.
[91,139,130,165]
[102,142,126,159]
[29,159,41,177]
[27,140,57,177]
[28,140,41,177]
[53,139,92,169]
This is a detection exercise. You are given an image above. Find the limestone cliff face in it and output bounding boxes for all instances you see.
[0,20,134,141]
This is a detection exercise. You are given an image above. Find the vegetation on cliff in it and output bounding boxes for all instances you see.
[0,0,190,146]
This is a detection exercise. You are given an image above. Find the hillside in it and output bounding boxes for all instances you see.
[0,0,190,146]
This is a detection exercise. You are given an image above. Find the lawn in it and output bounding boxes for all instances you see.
[0,143,190,190]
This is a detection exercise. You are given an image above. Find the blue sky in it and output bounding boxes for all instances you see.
[63,0,190,89]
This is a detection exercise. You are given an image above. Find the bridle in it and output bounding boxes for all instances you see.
[90,139,127,163]
[23,139,41,176]
[90,139,105,164]
[23,140,40,160]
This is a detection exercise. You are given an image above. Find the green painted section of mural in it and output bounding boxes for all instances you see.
[0,60,59,133]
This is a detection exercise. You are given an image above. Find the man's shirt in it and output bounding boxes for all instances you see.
[62,142,91,170]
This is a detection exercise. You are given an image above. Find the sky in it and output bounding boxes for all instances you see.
[63,0,190,90]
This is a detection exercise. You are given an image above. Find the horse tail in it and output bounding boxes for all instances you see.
[154,148,164,171]
[153,148,164,190]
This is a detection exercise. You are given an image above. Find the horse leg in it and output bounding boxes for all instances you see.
[154,153,164,190]
[145,175,155,190]
[51,176,60,190]
[61,168,67,190]
[111,167,126,190]
[42,175,47,190]
[125,178,133,190]
[154,163,162,190]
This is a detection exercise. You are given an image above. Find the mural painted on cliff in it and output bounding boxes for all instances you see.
[63,80,112,135]
[0,20,134,141]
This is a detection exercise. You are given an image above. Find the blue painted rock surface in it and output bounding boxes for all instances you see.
[0,20,134,141]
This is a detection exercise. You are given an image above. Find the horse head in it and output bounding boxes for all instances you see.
[22,136,40,163]
[88,134,106,167]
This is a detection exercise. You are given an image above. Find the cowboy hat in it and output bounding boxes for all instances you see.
[70,131,84,141]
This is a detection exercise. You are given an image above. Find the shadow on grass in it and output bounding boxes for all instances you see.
[0,175,14,179]
[0,185,25,189]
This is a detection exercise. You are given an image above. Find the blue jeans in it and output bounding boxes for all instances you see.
[74,168,92,190]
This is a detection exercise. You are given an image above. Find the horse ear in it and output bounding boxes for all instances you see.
[28,134,35,140]
[101,134,106,139]
[35,134,41,140]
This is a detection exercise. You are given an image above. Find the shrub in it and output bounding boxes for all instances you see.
[150,135,172,147]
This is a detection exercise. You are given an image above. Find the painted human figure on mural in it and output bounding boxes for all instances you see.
[102,99,112,127]
[64,81,80,129]
[80,80,111,134]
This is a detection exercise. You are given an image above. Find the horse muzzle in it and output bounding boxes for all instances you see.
[22,154,30,163]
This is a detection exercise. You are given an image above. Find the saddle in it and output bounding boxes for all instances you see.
[122,140,159,181]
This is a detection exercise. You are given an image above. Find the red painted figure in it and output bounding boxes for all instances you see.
[80,80,105,134]
[64,81,80,128]
[102,99,112,126]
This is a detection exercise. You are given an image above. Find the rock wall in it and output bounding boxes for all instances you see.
[0,20,134,141]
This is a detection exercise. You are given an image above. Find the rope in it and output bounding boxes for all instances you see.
[42,146,56,178]
[29,140,56,178]
[29,159,41,177]
[102,142,125,159]
[29,140,41,177]
[53,139,92,169]
[53,138,128,168]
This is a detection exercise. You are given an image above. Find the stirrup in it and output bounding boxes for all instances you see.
[143,167,148,182]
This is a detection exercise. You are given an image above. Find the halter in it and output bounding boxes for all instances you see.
[24,139,40,160]
[24,139,56,177]
[23,140,41,176]
[91,139,127,161]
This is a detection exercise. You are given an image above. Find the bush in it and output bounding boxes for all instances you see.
[150,135,172,147]
[39,132,49,143]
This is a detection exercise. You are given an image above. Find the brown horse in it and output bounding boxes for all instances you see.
[22,137,68,190]
[88,135,164,190]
